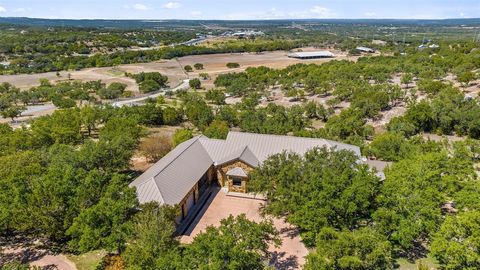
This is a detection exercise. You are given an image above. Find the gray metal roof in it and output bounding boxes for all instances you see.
[226,167,248,178]
[198,136,229,162]
[216,145,260,167]
[224,131,361,163]
[129,136,213,205]
[130,131,362,206]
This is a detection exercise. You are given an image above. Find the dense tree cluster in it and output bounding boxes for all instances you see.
[0,107,143,252]
[387,86,480,139]
[250,137,480,269]
[127,72,168,93]
[1,37,303,74]
[122,204,280,270]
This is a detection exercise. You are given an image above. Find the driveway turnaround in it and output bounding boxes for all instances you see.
[180,188,308,270]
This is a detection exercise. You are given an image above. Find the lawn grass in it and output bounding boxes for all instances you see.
[66,250,107,270]
[396,255,440,270]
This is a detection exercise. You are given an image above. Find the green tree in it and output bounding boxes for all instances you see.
[373,151,475,253]
[66,174,138,253]
[123,202,180,270]
[162,107,182,125]
[193,63,204,70]
[204,120,229,139]
[401,73,414,88]
[184,65,193,72]
[189,78,201,89]
[250,147,381,246]
[139,80,161,93]
[305,227,394,270]
[173,128,193,146]
[199,72,210,80]
[182,214,281,270]
[52,96,77,109]
[431,211,480,270]
[457,71,475,88]
[226,62,240,68]
[366,132,414,161]
[205,89,226,105]
[98,82,127,99]
[183,94,213,129]
[0,106,25,122]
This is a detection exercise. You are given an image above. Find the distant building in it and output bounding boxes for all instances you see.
[287,51,335,59]
[232,30,265,38]
[429,44,440,49]
[356,46,375,53]
[417,44,428,51]
[179,37,206,46]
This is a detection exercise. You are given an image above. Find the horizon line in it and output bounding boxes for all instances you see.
[1,16,480,22]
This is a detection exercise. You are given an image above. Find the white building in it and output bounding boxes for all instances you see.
[287,51,335,59]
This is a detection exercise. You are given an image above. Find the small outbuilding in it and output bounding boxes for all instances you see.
[356,46,375,53]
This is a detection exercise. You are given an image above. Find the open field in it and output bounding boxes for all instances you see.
[0,48,358,93]
[66,250,107,270]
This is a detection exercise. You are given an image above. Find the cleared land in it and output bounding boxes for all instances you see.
[0,48,355,93]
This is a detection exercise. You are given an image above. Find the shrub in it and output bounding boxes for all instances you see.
[189,78,201,89]
[184,65,193,72]
[226,62,240,68]
[173,129,193,146]
[139,134,173,163]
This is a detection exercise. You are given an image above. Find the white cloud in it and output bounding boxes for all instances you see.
[163,2,181,9]
[223,6,337,20]
[364,12,377,17]
[460,12,466,18]
[309,6,336,18]
[0,6,6,13]
[133,3,150,11]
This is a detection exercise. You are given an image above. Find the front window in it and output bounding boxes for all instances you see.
[232,177,242,187]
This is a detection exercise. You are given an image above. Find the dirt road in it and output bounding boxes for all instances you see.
[1,246,77,270]
[0,48,355,92]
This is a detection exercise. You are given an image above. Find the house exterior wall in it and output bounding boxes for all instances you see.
[177,165,215,222]
[216,160,254,193]
[178,182,198,220]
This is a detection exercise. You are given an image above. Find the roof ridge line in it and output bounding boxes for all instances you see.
[153,136,203,179]
[240,145,249,156]
[229,131,334,143]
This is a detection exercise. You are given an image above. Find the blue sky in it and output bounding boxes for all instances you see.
[0,0,478,20]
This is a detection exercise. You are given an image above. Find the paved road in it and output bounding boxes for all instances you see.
[21,104,56,115]
[1,79,191,126]
[112,79,190,107]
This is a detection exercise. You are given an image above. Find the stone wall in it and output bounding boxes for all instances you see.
[216,160,254,193]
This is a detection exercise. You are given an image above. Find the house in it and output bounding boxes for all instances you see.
[130,131,362,221]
